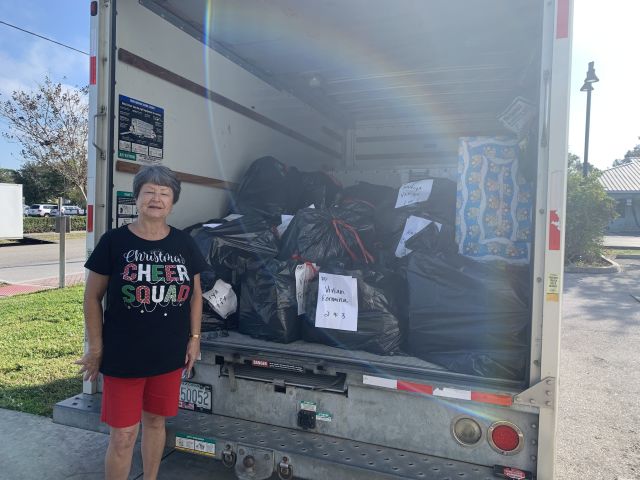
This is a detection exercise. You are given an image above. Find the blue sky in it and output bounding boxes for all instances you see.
[0,1,638,172]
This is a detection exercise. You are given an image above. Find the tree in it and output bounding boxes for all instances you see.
[0,77,88,200]
[0,168,17,183]
[612,137,640,167]
[14,162,66,204]
[565,153,617,264]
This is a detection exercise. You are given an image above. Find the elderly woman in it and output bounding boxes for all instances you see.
[76,165,207,480]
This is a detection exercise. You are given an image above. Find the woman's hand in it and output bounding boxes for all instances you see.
[184,337,200,377]
[74,347,103,382]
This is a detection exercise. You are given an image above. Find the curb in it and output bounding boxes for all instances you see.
[565,256,622,274]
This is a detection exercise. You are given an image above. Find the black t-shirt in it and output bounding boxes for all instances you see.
[85,225,208,377]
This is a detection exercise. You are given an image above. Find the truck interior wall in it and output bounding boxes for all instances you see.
[112,1,344,228]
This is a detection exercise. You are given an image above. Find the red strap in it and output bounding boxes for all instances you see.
[332,219,374,264]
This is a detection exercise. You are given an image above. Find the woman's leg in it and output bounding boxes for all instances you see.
[105,423,140,480]
[140,368,183,479]
[141,410,166,480]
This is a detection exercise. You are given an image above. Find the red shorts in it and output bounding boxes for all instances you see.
[101,368,183,428]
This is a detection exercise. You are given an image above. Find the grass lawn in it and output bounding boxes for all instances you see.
[604,248,640,258]
[0,286,84,417]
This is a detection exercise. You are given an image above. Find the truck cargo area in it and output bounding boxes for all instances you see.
[143,0,544,388]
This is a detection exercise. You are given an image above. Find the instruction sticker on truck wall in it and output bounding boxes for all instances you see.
[546,273,560,302]
[116,191,138,227]
[118,95,164,164]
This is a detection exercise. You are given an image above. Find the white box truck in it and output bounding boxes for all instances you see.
[0,183,24,240]
[55,1,573,479]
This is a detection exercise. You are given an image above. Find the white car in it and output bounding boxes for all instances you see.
[27,204,57,217]
[51,205,84,216]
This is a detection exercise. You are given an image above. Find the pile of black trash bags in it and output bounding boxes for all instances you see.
[187,156,531,381]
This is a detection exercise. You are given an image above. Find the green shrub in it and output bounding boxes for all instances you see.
[23,216,86,234]
[565,169,617,264]
[70,217,86,231]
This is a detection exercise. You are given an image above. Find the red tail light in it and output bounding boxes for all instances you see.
[488,421,523,455]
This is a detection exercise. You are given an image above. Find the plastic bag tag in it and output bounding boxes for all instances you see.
[395,179,434,208]
[395,216,434,258]
[202,279,237,319]
[295,262,317,315]
[277,214,295,237]
[315,273,358,331]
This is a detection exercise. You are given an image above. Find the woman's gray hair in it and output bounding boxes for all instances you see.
[133,165,181,204]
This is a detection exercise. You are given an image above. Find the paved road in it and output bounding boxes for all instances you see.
[0,237,86,284]
[557,258,640,479]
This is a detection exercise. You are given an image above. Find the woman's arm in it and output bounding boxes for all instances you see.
[185,273,203,376]
[75,270,109,381]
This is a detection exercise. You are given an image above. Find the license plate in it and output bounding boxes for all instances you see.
[179,381,212,414]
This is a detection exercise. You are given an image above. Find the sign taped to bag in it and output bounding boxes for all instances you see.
[315,273,358,331]
[395,179,434,208]
[202,279,237,318]
[395,215,441,258]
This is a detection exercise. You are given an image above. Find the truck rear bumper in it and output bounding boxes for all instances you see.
[55,393,496,480]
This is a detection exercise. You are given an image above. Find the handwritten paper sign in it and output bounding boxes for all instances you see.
[395,216,442,258]
[315,273,358,331]
[202,279,237,318]
[295,263,317,315]
[395,179,434,208]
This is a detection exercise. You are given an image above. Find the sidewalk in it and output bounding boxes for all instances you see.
[604,235,640,249]
[0,408,240,479]
[0,272,84,297]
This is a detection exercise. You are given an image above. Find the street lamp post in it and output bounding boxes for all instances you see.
[580,61,599,177]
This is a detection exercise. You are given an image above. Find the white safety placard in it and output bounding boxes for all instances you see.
[175,432,216,457]
[395,179,434,208]
[315,273,358,331]
[395,215,441,258]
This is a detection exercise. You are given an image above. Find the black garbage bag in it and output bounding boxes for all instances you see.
[406,252,530,380]
[395,177,457,224]
[374,208,457,262]
[374,178,457,234]
[296,171,342,210]
[190,216,279,286]
[230,156,295,223]
[341,181,397,208]
[239,260,300,343]
[301,267,403,355]
[278,203,376,265]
